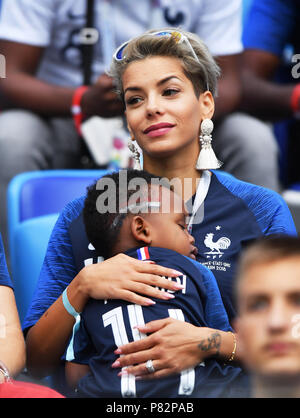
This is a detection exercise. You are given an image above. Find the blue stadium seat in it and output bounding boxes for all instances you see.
[12,213,59,324]
[7,169,109,323]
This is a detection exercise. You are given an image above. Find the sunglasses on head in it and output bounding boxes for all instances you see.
[113,30,200,63]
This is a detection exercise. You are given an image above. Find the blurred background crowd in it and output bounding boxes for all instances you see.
[1,0,300,259]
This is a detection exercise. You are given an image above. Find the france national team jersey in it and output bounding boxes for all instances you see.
[67,247,243,398]
[191,170,296,320]
[23,170,296,335]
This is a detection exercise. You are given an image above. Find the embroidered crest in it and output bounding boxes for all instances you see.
[204,232,231,259]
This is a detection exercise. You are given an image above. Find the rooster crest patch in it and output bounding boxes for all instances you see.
[204,232,231,259]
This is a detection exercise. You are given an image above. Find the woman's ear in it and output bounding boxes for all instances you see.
[130,215,152,245]
[198,90,215,121]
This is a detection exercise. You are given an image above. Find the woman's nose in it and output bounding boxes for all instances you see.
[146,95,163,117]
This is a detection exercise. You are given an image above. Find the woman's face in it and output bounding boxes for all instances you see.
[122,56,214,161]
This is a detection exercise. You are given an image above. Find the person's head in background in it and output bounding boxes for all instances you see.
[108,28,220,177]
[234,236,300,398]
[83,169,197,261]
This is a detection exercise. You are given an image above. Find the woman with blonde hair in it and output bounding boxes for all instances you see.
[24,29,295,395]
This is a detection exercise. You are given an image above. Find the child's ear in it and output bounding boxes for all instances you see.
[130,215,152,245]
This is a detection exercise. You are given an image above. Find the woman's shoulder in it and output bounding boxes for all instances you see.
[56,195,86,227]
[210,170,296,235]
[211,170,283,203]
[44,195,86,255]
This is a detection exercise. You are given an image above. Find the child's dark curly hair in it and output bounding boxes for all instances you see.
[83,169,171,259]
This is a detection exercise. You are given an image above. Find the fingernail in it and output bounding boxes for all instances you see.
[173,270,183,276]
[114,348,122,355]
[135,376,142,380]
[145,299,156,305]
[163,293,175,299]
[111,360,121,368]
[118,370,128,377]
[173,283,185,289]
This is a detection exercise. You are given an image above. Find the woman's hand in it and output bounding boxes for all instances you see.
[26,253,184,377]
[111,318,225,379]
[77,253,185,307]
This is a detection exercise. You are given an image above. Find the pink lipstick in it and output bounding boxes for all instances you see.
[143,122,174,137]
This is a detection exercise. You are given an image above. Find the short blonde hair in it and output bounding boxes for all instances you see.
[235,236,300,305]
[109,28,220,100]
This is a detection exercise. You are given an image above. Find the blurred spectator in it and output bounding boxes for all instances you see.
[235,236,300,398]
[0,233,25,380]
[0,232,63,397]
[240,0,300,188]
[0,0,275,257]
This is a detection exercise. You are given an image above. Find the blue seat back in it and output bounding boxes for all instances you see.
[7,169,109,323]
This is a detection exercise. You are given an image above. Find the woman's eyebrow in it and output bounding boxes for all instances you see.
[157,75,181,86]
[124,86,141,95]
[124,75,181,95]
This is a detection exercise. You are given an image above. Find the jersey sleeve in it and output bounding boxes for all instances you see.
[242,0,297,57]
[0,0,55,46]
[184,256,232,332]
[213,170,297,237]
[23,197,85,332]
[265,194,298,236]
[195,0,243,56]
[244,187,296,236]
[0,234,13,289]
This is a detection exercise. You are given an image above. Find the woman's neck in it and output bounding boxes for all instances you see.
[143,155,202,200]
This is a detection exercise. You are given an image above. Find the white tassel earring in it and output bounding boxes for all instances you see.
[128,137,141,170]
[196,118,223,170]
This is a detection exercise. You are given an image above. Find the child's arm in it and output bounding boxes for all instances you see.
[63,313,94,390]
[65,361,91,389]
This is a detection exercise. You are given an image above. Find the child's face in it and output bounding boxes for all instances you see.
[145,187,198,259]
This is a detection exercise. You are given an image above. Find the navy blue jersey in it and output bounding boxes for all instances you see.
[24,170,296,332]
[191,170,296,319]
[0,233,12,288]
[67,247,242,398]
